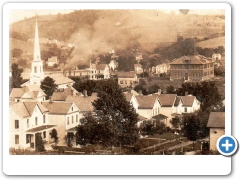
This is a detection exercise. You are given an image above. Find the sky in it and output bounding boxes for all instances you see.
[9,9,224,23]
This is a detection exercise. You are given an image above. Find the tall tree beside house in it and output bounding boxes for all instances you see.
[170,117,181,130]
[50,128,59,143]
[40,76,57,99]
[182,114,200,150]
[10,63,23,91]
[92,79,139,147]
[35,133,45,152]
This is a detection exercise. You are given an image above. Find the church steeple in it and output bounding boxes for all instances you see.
[29,15,45,85]
[34,16,41,61]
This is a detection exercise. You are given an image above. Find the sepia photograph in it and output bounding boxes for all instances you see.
[8,6,226,157]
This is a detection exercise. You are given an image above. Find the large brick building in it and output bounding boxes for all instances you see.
[169,54,214,81]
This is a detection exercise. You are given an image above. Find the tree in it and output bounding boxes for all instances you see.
[50,129,58,143]
[92,79,139,147]
[148,84,160,94]
[182,114,200,150]
[66,132,74,147]
[10,63,23,90]
[35,133,45,152]
[170,117,181,130]
[40,76,57,99]
[166,85,176,94]
[10,48,23,58]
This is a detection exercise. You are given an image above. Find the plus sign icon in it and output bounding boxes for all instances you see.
[217,135,238,156]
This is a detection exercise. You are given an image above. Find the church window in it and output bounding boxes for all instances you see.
[34,66,37,73]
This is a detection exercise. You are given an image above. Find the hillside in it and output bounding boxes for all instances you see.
[10,10,225,50]
[196,36,225,48]
[10,38,49,55]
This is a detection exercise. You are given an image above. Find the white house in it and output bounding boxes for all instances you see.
[207,112,225,151]
[212,53,221,62]
[109,60,119,71]
[41,101,81,145]
[9,102,56,150]
[155,63,169,75]
[123,92,139,114]
[118,71,138,87]
[89,63,110,80]
[48,73,75,89]
[134,64,143,74]
[179,95,201,113]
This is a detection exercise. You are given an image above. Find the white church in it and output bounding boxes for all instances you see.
[19,18,74,92]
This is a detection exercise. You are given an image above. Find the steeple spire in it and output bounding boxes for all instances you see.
[34,15,41,61]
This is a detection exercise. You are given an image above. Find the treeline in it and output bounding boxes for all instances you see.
[10,31,30,41]
[153,36,225,60]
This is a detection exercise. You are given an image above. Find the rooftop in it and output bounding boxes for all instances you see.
[207,112,225,128]
[170,55,213,65]
[42,101,74,115]
[135,95,158,109]
[157,94,177,107]
[49,73,74,85]
[117,71,136,78]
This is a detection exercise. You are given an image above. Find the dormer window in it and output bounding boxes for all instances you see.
[184,59,190,63]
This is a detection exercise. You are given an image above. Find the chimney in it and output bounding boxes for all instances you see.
[185,91,188,96]
[158,89,162,95]
[83,90,87,97]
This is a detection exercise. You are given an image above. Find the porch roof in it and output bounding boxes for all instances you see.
[66,127,77,132]
[152,114,168,120]
[26,125,56,133]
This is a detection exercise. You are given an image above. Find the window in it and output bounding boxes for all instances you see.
[15,135,19,144]
[43,131,46,138]
[43,115,46,123]
[27,119,29,128]
[72,116,74,124]
[26,134,30,144]
[67,117,69,125]
[35,117,38,126]
[72,107,73,111]
[34,66,37,73]
[15,120,19,129]
[40,66,41,73]
[185,107,187,112]
[76,114,78,122]
[120,80,123,84]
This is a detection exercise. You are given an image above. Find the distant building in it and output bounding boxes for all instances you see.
[212,53,221,62]
[207,112,225,151]
[117,72,138,87]
[47,56,59,67]
[155,63,169,75]
[169,54,214,81]
[89,63,110,80]
[51,86,79,101]
[109,60,119,71]
[134,64,143,74]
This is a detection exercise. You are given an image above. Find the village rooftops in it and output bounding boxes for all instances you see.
[10,102,48,118]
[41,101,76,115]
[179,95,197,107]
[96,64,108,70]
[65,93,98,112]
[117,71,136,78]
[207,112,225,128]
[157,94,177,107]
[49,73,74,85]
[52,86,79,101]
[170,55,213,65]
[135,95,158,109]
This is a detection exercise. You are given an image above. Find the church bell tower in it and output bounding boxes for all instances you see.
[30,17,45,85]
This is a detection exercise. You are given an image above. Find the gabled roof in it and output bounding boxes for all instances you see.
[207,112,225,128]
[49,74,74,85]
[10,102,48,118]
[170,55,212,65]
[48,56,58,62]
[158,94,177,107]
[124,93,133,102]
[179,95,196,107]
[65,93,98,112]
[134,64,142,67]
[52,92,67,101]
[135,95,158,109]
[117,71,136,78]
[96,64,108,70]
[10,88,25,98]
[174,96,182,107]
[41,101,74,115]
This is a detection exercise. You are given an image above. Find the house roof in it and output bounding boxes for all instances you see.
[10,88,25,98]
[117,71,136,78]
[170,55,212,65]
[96,64,108,70]
[207,112,225,128]
[174,96,182,107]
[124,93,133,102]
[152,114,168,120]
[49,74,74,85]
[179,96,196,107]
[10,102,48,118]
[41,101,73,115]
[65,93,98,112]
[135,95,158,109]
[48,56,58,62]
[158,94,177,107]
[52,92,67,101]
[26,125,56,133]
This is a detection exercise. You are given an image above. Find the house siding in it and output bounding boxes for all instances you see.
[209,128,225,151]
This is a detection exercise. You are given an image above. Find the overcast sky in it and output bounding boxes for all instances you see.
[9,9,224,23]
